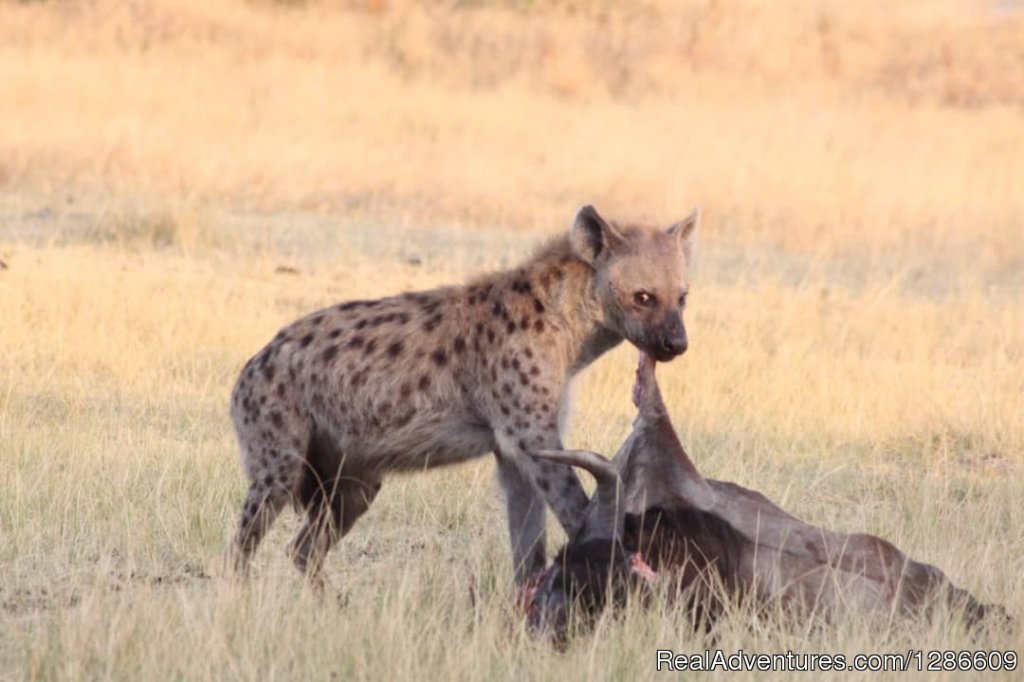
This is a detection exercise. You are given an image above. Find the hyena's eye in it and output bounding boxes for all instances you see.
[678,292,688,308]
[633,291,656,307]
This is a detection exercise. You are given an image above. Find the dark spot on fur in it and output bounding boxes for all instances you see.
[502,383,512,395]
[468,294,477,305]
[532,298,545,313]
[511,357,521,370]
[431,348,447,366]
[400,382,412,397]
[365,339,377,354]
[323,345,339,363]
[329,328,342,339]
[501,405,511,416]
[534,319,545,333]
[453,336,466,354]
[387,341,404,358]
[262,364,275,381]
[519,373,529,386]
[311,314,325,326]
[517,439,528,451]
[270,411,284,429]
[530,365,540,376]
[396,313,410,325]
[300,333,314,348]
[355,319,369,330]
[351,371,366,387]
[520,317,530,330]
[418,375,431,391]
[337,300,374,312]
[492,302,504,317]
[504,425,513,435]
[349,335,365,349]
[487,329,496,344]
[537,478,551,493]
[506,321,516,334]
[552,268,564,281]
[424,313,443,332]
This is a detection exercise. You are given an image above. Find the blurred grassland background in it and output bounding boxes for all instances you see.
[1,1,1023,680]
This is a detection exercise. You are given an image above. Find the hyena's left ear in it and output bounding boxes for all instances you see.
[667,207,700,264]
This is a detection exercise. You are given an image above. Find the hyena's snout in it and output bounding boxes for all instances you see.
[654,312,688,360]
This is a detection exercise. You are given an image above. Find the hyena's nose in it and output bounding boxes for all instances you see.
[660,332,688,357]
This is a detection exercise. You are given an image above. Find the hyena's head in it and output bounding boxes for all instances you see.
[571,205,699,362]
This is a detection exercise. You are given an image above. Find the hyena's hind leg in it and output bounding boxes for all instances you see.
[228,403,310,576]
[287,429,382,580]
[290,473,382,581]
[231,479,291,575]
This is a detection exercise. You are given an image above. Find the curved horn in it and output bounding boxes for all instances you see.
[535,449,623,543]
[534,449,617,481]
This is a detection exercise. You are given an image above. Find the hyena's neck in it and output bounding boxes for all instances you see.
[473,235,622,374]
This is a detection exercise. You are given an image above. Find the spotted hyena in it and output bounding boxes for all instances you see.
[229,205,699,583]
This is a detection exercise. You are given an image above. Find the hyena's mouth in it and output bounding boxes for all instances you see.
[650,347,683,362]
[643,341,685,363]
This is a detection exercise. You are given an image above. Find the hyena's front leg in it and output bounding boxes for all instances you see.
[495,452,548,583]
[494,427,589,583]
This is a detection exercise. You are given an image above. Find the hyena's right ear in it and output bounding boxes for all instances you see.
[667,206,700,265]
[571,205,625,265]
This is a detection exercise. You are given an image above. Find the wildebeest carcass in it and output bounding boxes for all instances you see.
[520,353,1008,641]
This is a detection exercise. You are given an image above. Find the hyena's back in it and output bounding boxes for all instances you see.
[229,286,510,575]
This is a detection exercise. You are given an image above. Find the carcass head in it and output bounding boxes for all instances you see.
[518,448,658,644]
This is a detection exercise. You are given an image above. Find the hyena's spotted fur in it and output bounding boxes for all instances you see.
[229,205,699,583]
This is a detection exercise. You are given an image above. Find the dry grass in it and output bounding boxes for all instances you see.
[1,0,1023,679]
